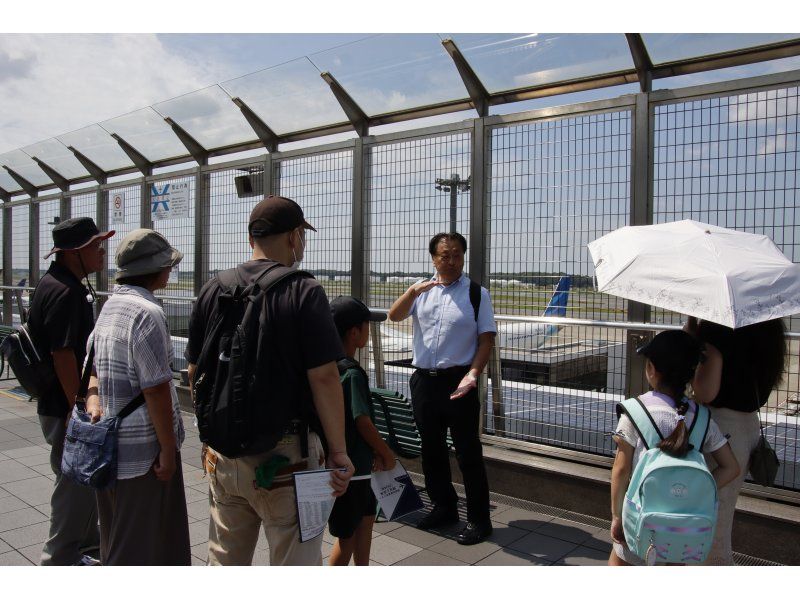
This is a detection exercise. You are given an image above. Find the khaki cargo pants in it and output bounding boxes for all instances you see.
[205,432,326,566]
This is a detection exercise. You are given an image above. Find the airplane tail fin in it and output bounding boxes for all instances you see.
[542,276,571,318]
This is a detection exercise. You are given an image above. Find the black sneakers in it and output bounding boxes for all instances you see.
[456,520,493,545]
[416,505,459,531]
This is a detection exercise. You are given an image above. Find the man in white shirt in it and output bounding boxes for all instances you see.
[388,232,497,545]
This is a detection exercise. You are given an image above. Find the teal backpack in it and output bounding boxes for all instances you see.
[617,397,718,565]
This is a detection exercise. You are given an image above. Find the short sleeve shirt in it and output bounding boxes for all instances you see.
[341,365,375,477]
[409,274,497,369]
[90,285,185,480]
[614,391,728,469]
[26,261,95,417]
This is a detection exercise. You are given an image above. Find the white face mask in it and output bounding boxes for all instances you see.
[290,229,305,270]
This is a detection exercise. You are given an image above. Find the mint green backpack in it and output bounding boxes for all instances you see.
[618,398,718,565]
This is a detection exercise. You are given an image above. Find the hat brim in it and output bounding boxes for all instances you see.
[369,311,387,322]
[42,230,116,260]
[302,220,317,232]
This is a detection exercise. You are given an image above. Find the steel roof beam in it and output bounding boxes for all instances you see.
[320,72,369,137]
[625,33,653,92]
[2,167,38,197]
[67,146,108,183]
[230,97,280,152]
[650,39,800,80]
[163,118,209,165]
[31,157,70,192]
[441,38,490,117]
[108,134,153,175]
[0,186,9,202]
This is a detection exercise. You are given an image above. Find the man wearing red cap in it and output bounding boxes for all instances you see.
[27,217,114,565]
[186,195,354,566]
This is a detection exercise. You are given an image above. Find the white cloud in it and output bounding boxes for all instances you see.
[0,33,237,154]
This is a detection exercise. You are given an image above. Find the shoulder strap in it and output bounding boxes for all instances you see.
[254,265,310,295]
[616,397,663,451]
[76,340,145,420]
[215,266,243,289]
[687,403,711,452]
[469,280,481,322]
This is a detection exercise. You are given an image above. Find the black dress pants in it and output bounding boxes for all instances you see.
[409,367,490,524]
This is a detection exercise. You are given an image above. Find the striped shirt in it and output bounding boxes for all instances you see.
[89,284,184,480]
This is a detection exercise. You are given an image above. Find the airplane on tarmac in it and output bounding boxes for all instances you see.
[496,275,572,350]
[379,275,572,354]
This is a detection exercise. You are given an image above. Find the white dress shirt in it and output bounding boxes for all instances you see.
[410,273,497,369]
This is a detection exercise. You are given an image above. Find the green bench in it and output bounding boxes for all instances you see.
[370,387,454,460]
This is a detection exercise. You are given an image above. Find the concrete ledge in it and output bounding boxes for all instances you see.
[175,384,800,565]
[402,441,800,565]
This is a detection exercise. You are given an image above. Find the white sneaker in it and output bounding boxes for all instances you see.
[75,555,101,566]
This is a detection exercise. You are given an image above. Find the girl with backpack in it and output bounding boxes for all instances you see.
[609,330,740,566]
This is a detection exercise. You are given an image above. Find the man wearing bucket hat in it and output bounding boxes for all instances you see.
[84,228,190,565]
[185,195,354,566]
[26,217,114,566]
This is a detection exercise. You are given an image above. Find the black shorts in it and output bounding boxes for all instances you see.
[328,479,377,539]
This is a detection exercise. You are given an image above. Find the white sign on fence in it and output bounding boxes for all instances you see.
[151,182,189,220]
[111,191,125,224]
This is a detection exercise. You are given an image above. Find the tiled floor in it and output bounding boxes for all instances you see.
[0,379,616,566]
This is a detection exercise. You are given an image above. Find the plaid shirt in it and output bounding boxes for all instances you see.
[89,285,185,480]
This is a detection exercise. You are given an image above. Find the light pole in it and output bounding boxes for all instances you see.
[435,173,470,233]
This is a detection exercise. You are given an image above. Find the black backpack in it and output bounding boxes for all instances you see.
[192,263,312,458]
[0,321,58,400]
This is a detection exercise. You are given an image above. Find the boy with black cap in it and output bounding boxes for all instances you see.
[26,217,114,565]
[328,296,396,566]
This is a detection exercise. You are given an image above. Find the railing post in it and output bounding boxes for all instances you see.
[471,117,503,435]
[96,180,109,312]
[626,92,655,398]
[352,138,377,375]
[29,197,39,287]
[194,165,211,296]
[141,170,153,229]
[264,153,274,197]
[2,203,11,326]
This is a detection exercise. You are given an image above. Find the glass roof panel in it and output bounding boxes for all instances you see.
[22,138,91,181]
[102,108,188,162]
[643,33,800,65]
[222,57,349,136]
[447,33,635,94]
[0,149,55,187]
[153,85,256,150]
[309,34,467,116]
[0,168,22,193]
[58,125,135,172]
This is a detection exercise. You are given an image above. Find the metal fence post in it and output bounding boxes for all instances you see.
[470,117,502,435]
[625,92,655,398]
[194,166,211,296]
[29,197,39,287]
[2,203,11,325]
[141,171,153,229]
[96,181,109,311]
[264,153,274,197]
[352,138,379,380]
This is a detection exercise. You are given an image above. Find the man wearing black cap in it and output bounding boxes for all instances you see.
[185,195,354,566]
[26,217,114,565]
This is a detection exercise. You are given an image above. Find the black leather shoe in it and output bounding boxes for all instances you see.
[456,521,493,545]
[416,506,459,531]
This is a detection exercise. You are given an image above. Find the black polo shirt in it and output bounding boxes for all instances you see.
[185,260,344,452]
[26,261,95,417]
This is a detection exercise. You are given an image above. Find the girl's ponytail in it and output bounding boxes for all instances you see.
[657,398,691,457]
